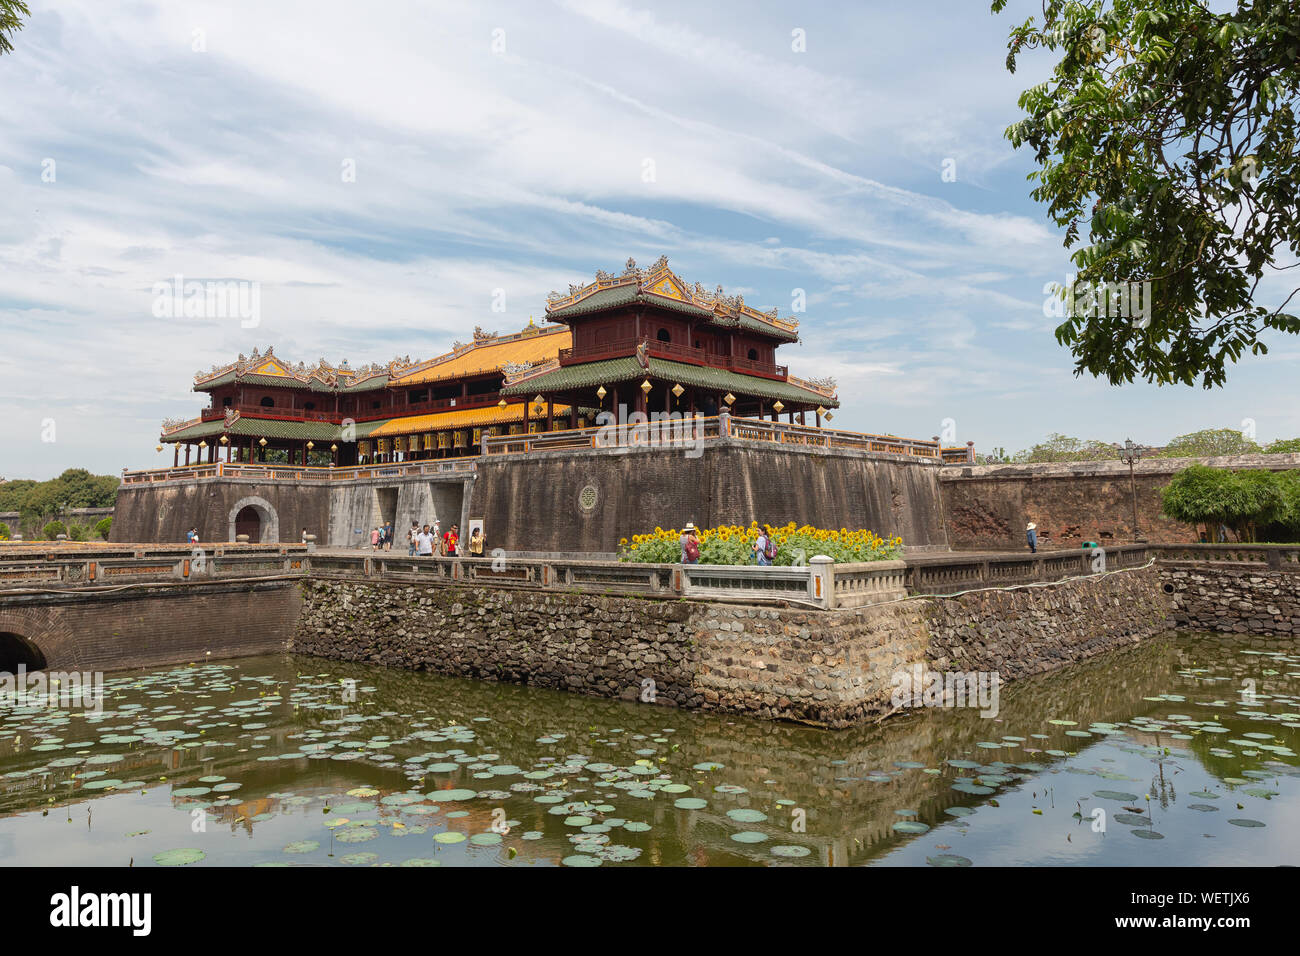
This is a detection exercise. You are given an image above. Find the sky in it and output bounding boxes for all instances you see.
[1,0,1297,481]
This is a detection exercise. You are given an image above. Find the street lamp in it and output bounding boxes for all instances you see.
[1113,438,1145,542]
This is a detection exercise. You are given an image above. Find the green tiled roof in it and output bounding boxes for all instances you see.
[161,416,391,442]
[340,374,389,392]
[500,356,837,406]
[646,358,837,406]
[499,357,646,395]
[735,314,799,342]
[545,285,642,318]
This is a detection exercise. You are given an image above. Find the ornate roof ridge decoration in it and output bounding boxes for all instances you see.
[545,256,801,334]
[501,356,560,387]
[161,415,204,436]
[786,373,837,398]
[194,348,428,389]
[393,321,568,379]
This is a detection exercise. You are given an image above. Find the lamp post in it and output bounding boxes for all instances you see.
[1113,438,1145,542]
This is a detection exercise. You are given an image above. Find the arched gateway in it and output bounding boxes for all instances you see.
[227,496,279,543]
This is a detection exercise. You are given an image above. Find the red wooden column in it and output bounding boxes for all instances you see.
[185,444,191,465]
[546,397,554,432]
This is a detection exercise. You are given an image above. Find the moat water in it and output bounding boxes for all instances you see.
[0,631,1296,867]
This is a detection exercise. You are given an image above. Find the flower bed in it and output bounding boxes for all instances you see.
[618,522,902,565]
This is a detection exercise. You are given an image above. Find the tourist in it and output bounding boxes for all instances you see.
[1026,522,1038,553]
[444,524,459,557]
[301,527,308,544]
[469,527,485,557]
[753,524,774,566]
[185,528,194,544]
[384,522,393,551]
[408,522,419,556]
[680,522,700,564]
[416,523,435,556]
[370,527,380,550]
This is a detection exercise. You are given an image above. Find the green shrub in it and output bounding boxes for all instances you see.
[69,524,87,541]
[42,520,67,540]
[94,516,112,540]
[0,522,9,540]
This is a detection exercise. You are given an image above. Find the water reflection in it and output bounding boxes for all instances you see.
[0,631,1295,866]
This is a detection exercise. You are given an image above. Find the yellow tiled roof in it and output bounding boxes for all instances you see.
[389,326,571,386]
[369,402,573,436]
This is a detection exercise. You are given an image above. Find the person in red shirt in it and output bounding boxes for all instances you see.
[442,524,459,556]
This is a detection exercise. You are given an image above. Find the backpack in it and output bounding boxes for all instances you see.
[684,537,700,561]
[764,536,777,560]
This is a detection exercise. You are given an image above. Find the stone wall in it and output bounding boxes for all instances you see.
[938,452,1300,550]
[113,480,331,545]
[1159,562,1300,636]
[469,439,949,554]
[293,564,1170,728]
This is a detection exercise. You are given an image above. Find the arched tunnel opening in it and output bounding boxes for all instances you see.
[0,632,48,675]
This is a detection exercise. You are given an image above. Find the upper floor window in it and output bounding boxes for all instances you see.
[747,348,759,361]
[260,396,274,407]
[657,328,671,343]
[222,397,232,407]
[304,401,315,411]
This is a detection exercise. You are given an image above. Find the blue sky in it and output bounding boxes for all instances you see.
[1,0,1297,480]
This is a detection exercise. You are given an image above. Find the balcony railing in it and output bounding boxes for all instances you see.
[481,413,943,459]
[198,392,505,426]
[557,338,787,379]
[120,459,477,485]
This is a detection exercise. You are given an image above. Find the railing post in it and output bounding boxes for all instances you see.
[810,555,834,609]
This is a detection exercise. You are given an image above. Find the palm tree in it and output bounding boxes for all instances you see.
[0,1,30,56]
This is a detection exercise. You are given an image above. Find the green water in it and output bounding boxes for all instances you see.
[0,631,1296,867]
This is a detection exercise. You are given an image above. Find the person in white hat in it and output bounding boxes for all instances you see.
[1026,522,1038,553]
[680,522,700,564]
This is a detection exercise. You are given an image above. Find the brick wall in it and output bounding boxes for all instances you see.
[0,580,299,672]
[939,453,1300,550]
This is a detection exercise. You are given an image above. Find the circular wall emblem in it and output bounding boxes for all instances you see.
[578,484,599,512]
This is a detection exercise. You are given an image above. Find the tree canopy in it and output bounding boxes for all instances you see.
[1161,464,1300,540]
[0,1,29,56]
[993,0,1300,388]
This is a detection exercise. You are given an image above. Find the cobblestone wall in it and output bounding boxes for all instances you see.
[1159,562,1300,636]
[294,565,1171,728]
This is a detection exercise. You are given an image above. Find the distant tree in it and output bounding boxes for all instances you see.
[94,516,113,540]
[1157,428,1261,458]
[992,0,1300,388]
[1266,437,1300,454]
[42,520,67,540]
[0,522,9,540]
[69,524,87,541]
[0,1,30,56]
[1014,433,1120,462]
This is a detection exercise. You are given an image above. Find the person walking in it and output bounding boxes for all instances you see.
[370,527,380,551]
[469,526,485,557]
[383,522,393,551]
[753,523,774,566]
[680,522,700,564]
[408,522,419,556]
[301,527,308,544]
[443,524,459,557]
[415,523,435,557]
[1026,522,1038,554]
